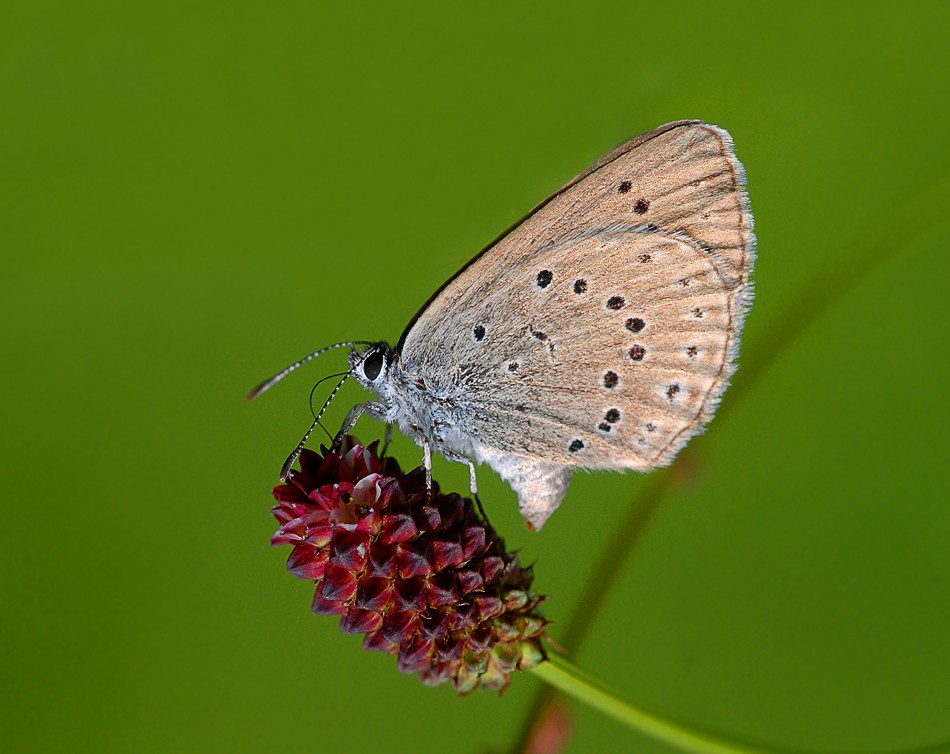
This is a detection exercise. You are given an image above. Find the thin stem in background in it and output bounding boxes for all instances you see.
[512,170,950,754]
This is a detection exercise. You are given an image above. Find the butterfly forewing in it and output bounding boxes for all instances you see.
[399,121,754,472]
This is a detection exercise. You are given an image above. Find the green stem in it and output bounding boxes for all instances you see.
[531,654,772,754]
[530,654,950,754]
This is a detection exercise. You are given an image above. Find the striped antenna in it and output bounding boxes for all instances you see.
[279,372,352,481]
[246,341,373,400]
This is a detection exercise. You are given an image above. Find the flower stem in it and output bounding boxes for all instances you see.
[530,654,950,754]
[531,653,770,754]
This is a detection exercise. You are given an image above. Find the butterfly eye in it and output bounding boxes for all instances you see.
[363,350,385,381]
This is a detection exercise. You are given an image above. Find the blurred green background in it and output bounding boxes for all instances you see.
[2,2,948,753]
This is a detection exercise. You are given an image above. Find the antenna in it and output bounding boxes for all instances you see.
[279,372,352,481]
[246,341,373,400]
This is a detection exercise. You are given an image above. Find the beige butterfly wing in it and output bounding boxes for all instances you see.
[398,121,755,526]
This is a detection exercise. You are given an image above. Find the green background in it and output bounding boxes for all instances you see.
[2,2,948,753]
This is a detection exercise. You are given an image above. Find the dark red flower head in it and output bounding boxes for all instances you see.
[271,436,547,693]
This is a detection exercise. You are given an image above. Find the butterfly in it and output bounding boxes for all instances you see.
[251,121,755,529]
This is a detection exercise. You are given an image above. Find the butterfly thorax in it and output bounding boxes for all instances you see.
[350,343,478,461]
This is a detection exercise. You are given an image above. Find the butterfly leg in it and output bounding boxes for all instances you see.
[467,463,490,522]
[381,423,393,457]
[333,401,387,447]
[434,446,488,521]
[422,440,433,499]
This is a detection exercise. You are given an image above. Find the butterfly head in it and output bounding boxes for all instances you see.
[349,341,396,391]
